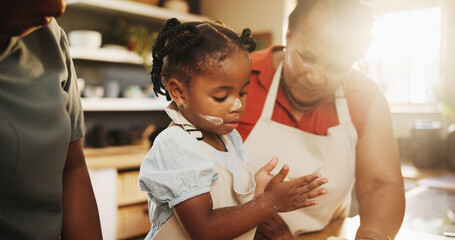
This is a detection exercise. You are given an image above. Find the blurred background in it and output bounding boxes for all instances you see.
[56,0,455,239]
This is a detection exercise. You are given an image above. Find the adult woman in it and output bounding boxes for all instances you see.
[237,0,405,239]
[0,0,102,239]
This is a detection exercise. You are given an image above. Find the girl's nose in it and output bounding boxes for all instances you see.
[229,98,242,112]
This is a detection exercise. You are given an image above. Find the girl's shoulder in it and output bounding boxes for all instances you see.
[153,126,199,147]
[145,126,214,169]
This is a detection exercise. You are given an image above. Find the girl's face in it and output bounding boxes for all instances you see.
[283,8,358,105]
[179,51,251,137]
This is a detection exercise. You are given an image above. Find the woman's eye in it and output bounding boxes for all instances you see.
[239,92,248,97]
[298,52,316,63]
[213,96,227,102]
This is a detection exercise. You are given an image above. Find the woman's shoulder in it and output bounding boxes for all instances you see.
[251,45,285,74]
[345,70,385,137]
[345,70,381,94]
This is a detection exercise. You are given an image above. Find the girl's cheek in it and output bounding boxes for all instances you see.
[200,114,224,126]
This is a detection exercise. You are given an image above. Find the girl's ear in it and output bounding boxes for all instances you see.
[167,78,186,106]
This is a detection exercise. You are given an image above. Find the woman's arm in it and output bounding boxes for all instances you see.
[61,139,103,240]
[174,166,327,240]
[355,94,405,240]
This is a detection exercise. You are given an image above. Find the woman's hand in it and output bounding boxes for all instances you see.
[254,214,294,240]
[254,157,279,197]
[264,164,328,212]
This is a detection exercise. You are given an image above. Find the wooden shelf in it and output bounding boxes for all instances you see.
[70,47,144,64]
[67,0,209,22]
[81,97,169,111]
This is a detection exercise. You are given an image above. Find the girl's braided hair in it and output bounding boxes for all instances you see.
[151,18,256,100]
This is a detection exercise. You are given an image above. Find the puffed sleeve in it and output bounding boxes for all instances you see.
[139,127,219,208]
[227,129,250,164]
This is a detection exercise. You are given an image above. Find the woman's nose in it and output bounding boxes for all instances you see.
[305,67,326,87]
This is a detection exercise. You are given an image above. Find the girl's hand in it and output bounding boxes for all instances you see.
[265,165,328,212]
[254,157,279,197]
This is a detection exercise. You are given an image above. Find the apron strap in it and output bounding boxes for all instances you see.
[334,87,352,124]
[165,101,204,140]
[259,62,283,120]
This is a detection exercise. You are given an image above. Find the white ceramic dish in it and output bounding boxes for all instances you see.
[68,30,102,49]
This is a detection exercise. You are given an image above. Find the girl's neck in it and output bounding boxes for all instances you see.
[170,121,227,152]
[201,131,227,152]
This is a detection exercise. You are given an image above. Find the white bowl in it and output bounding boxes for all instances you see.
[68,30,102,49]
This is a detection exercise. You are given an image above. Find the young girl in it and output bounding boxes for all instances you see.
[139,18,328,240]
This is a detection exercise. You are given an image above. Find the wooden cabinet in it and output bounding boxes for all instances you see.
[86,145,151,239]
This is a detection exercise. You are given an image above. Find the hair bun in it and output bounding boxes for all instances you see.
[165,18,181,29]
[240,28,256,52]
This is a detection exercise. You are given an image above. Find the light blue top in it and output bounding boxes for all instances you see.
[139,126,249,239]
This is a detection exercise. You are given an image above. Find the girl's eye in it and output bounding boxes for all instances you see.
[239,92,248,97]
[213,96,227,102]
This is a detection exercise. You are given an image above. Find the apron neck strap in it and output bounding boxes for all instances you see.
[334,87,352,124]
[165,101,204,140]
[259,62,283,120]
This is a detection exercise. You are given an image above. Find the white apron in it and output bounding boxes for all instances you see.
[152,102,257,240]
[244,63,357,236]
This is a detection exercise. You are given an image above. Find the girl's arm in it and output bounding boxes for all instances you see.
[174,166,327,240]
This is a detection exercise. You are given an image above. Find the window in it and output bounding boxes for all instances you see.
[363,6,442,105]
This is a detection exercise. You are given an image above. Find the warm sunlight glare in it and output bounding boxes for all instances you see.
[365,7,442,104]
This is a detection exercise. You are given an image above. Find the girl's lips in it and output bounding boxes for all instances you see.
[225,121,239,129]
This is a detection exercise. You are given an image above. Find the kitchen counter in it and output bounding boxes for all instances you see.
[296,185,454,240]
[296,171,455,240]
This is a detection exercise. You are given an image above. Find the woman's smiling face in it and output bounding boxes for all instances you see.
[179,50,251,137]
[283,7,358,105]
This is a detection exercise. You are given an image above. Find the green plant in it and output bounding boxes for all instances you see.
[126,25,158,69]
[109,19,157,69]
